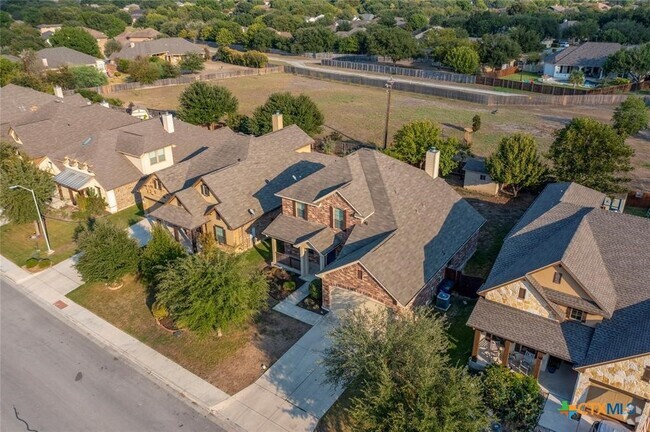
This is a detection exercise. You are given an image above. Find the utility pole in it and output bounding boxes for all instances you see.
[383,77,395,150]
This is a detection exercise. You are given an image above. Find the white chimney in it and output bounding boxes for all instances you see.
[41,57,48,67]
[53,85,64,98]
[162,112,174,133]
[425,147,440,179]
[272,111,283,131]
[129,42,135,48]
[100,101,110,108]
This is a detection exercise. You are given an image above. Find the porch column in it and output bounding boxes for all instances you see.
[271,238,277,264]
[501,340,512,365]
[319,252,325,271]
[471,330,481,361]
[532,351,545,379]
[299,245,308,278]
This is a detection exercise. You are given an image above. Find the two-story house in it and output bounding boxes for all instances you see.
[138,121,334,251]
[1,85,223,213]
[263,148,485,311]
[467,182,650,431]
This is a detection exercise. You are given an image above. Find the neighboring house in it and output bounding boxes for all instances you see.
[109,37,204,64]
[37,24,62,35]
[81,27,108,56]
[463,157,499,195]
[138,117,332,252]
[0,86,222,214]
[467,182,650,431]
[543,42,621,81]
[1,54,21,63]
[263,148,485,311]
[115,28,162,45]
[36,47,106,73]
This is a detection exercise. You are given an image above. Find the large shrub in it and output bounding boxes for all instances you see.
[249,92,323,136]
[218,47,268,68]
[177,81,238,128]
[139,224,186,290]
[75,220,140,284]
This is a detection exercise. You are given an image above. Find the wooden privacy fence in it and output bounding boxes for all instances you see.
[477,75,650,96]
[321,59,477,84]
[93,66,283,94]
[286,65,644,106]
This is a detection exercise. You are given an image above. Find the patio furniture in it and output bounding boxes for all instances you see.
[523,351,535,366]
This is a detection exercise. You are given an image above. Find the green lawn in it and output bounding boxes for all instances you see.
[240,240,271,274]
[499,72,541,82]
[0,218,79,267]
[444,298,478,365]
[0,205,145,268]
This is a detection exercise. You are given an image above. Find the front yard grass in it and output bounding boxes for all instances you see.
[66,249,310,395]
[0,218,78,267]
[0,205,145,268]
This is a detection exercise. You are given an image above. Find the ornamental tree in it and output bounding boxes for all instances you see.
[139,223,186,291]
[486,133,547,197]
[323,308,489,432]
[0,142,55,224]
[155,248,268,334]
[250,92,323,136]
[547,117,634,193]
[368,27,419,63]
[177,81,238,129]
[444,45,480,74]
[604,43,650,83]
[50,27,102,58]
[386,120,459,176]
[612,96,649,136]
[75,220,140,284]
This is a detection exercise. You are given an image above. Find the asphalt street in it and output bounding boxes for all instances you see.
[1,278,228,432]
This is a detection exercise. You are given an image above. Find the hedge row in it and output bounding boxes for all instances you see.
[218,48,268,68]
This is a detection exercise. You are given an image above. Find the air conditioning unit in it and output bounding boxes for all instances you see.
[435,291,451,311]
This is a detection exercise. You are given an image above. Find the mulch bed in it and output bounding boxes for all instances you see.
[263,266,302,301]
[297,295,328,316]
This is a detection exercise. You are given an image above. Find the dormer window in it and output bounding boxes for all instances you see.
[200,183,210,197]
[567,307,586,323]
[553,271,562,284]
[148,148,166,165]
[295,202,307,220]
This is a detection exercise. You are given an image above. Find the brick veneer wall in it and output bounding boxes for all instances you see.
[448,230,479,270]
[408,266,446,308]
[322,263,397,309]
[281,194,360,231]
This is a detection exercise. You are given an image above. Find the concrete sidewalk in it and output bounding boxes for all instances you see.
[1,253,236,429]
[0,254,33,284]
[272,282,326,326]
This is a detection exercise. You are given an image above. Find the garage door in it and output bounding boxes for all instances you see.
[329,287,387,316]
[586,384,644,424]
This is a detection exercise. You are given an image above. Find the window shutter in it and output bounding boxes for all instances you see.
[343,209,347,229]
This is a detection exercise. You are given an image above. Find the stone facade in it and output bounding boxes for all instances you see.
[322,263,397,309]
[485,279,555,319]
[113,181,138,211]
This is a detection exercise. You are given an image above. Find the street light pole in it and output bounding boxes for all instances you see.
[383,77,395,150]
[9,185,54,255]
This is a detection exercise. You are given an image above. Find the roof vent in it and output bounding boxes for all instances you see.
[248,208,255,216]
[292,175,297,181]
[82,137,92,146]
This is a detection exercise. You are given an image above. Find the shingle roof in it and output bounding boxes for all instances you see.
[148,203,206,230]
[0,84,60,127]
[115,28,162,44]
[110,37,203,60]
[463,157,488,174]
[263,214,340,253]
[280,149,485,305]
[37,47,99,68]
[545,42,621,67]
[468,298,594,364]
[81,27,107,39]
[475,182,650,367]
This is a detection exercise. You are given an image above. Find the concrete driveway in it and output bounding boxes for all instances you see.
[214,288,385,432]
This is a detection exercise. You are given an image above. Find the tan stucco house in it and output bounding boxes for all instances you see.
[467,182,650,431]
[263,148,485,311]
[137,120,332,252]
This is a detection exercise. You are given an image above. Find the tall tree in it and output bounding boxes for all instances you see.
[177,81,238,128]
[604,43,650,83]
[386,120,459,175]
[486,133,547,197]
[50,26,102,58]
[250,92,323,136]
[444,46,480,74]
[0,142,54,225]
[547,118,634,193]
[0,57,21,86]
[322,308,489,432]
[103,39,122,57]
[478,34,521,68]
[612,96,649,136]
[75,220,140,284]
[155,248,268,334]
[368,27,419,63]
[179,52,205,73]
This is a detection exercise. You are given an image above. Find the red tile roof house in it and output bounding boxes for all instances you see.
[263,148,485,311]
[467,182,650,431]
